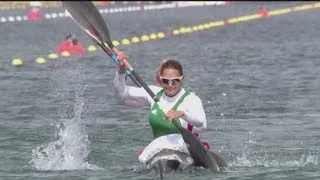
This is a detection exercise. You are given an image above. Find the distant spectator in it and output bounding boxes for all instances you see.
[27,7,43,21]
[68,38,86,55]
[57,34,73,54]
[257,7,269,18]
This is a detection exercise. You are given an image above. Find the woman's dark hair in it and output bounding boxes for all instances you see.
[72,39,78,45]
[160,59,183,76]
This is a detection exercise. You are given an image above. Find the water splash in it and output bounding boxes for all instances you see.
[30,85,101,170]
[229,131,319,168]
[229,149,319,168]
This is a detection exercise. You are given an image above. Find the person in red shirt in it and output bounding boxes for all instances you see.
[27,7,43,21]
[69,39,86,55]
[100,1,109,6]
[57,34,73,54]
[257,7,269,18]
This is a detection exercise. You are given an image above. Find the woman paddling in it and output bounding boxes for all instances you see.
[112,48,226,171]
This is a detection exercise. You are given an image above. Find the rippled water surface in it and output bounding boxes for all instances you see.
[1,2,319,180]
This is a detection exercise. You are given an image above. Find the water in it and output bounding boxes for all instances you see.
[1,2,319,179]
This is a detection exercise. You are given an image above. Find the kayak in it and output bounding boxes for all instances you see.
[138,134,227,172]
[139,134,193,171]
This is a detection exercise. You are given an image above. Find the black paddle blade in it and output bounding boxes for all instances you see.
[62,1,142,88]
[172,120,226,172]
[179,127,220,172]
[62,1,104,44]
[76,1,114,49]
[210,151,228,169]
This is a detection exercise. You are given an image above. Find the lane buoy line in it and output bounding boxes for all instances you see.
[10,2,319,67]
[0,2,227,23]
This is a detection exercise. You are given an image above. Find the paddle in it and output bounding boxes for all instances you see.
[172,120,226,172]
[62,0,226,173]
[62,1,142,88]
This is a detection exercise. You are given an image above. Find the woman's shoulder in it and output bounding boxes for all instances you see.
[147,85,164,98]
[146,85,163,104]
[183,89,203,102]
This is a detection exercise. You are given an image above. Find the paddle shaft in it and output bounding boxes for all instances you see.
[63,2,141,88]
[63,1,158,102]
[90,36,142,87]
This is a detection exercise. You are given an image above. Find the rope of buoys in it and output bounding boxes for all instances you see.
[10,3,320,67]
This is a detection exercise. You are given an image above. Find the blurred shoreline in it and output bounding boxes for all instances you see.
[0,1,170,10]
